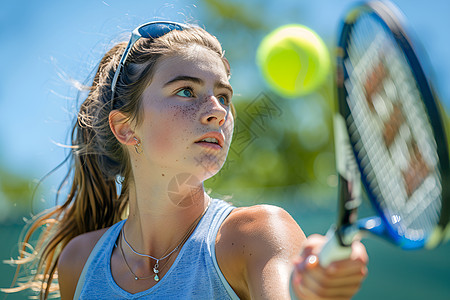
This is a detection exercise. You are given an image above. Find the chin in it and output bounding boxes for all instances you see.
[196,163,225,182]
[202,167,221,180]
[192,153,227,178]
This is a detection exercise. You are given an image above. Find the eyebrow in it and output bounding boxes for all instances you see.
[164,75,233,95]
[164,75,203,87]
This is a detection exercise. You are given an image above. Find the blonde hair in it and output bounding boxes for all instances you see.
[4,25,231,299]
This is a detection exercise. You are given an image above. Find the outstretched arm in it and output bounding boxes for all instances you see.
[216,205,368,300]
[216,204,306,299]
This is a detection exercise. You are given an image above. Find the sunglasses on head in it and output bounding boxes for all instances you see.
[110,21,193,105]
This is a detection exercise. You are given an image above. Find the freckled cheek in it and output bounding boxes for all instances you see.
[145,104,198,154]
[172,103,200,121]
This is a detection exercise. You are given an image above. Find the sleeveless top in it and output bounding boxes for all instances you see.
[74,198,240,299]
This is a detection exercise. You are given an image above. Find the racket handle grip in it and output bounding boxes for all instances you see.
[319,228,352,267]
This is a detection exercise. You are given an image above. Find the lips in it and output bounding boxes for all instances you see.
[195,132,225,148]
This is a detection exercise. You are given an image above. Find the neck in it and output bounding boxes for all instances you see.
[123,169,210,259]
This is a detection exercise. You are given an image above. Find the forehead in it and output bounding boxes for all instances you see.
[153,45,230,85]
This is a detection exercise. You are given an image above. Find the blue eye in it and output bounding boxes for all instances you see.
[218,95,230,106]
[176,88,194,98]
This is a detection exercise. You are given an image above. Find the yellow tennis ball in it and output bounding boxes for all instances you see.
[256,24,330,97]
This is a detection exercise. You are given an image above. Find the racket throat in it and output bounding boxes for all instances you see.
[336,225,360,246]
[357,216,391,241]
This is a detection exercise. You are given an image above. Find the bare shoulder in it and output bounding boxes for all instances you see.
[58,227,109,300]
[216,204,306,299]
[219,204,305,249]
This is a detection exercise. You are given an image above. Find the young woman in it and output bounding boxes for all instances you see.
[8,21,367,299]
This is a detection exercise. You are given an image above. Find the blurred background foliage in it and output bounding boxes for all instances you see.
[0,167,36,223]
[197,0,339,204]
[1,0,449,299]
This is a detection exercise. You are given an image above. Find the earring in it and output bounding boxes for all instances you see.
[133,137,143,154]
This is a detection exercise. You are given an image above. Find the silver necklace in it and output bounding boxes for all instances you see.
[119,235,156,281]
[121,200,210,282]
[122,227,179,282]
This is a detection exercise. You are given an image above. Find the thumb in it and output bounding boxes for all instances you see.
[295,254,319,273]
[292,254,319,286]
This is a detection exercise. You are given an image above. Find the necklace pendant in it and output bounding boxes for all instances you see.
[153,261,160,282]
[134,276,139,281]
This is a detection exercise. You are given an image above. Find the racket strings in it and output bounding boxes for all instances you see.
[343,14,442,240]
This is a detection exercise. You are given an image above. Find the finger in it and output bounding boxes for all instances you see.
[300,270,363,299]
[350,240,369,263]
[299,258,367,289]
[324,248,368,278]
[300,234,328,256]
[292,255,322,298]
[318,272,367,288]
[326,260,368,278]
[320,241,368,277]
[292,255,364,300]
[295,255,319,273]
[294,275,361,300]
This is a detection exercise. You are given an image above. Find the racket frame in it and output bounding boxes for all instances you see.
[322,0,450,266]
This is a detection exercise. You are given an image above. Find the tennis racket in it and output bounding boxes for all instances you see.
[319,0,450,267]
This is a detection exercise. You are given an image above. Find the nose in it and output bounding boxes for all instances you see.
[200,96,228,127]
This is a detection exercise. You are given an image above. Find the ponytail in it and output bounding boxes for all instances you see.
[2,43,131,299]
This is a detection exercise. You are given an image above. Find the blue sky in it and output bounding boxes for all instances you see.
[1,0,449,187]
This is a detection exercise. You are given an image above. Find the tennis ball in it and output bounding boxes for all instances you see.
[256,24,330,97]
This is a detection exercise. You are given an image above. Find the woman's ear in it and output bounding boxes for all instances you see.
[109,110,136,145]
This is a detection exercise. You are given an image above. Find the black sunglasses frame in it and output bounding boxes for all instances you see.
[110,21,192,105]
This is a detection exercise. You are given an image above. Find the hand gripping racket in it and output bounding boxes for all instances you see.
[319,0,450,267]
